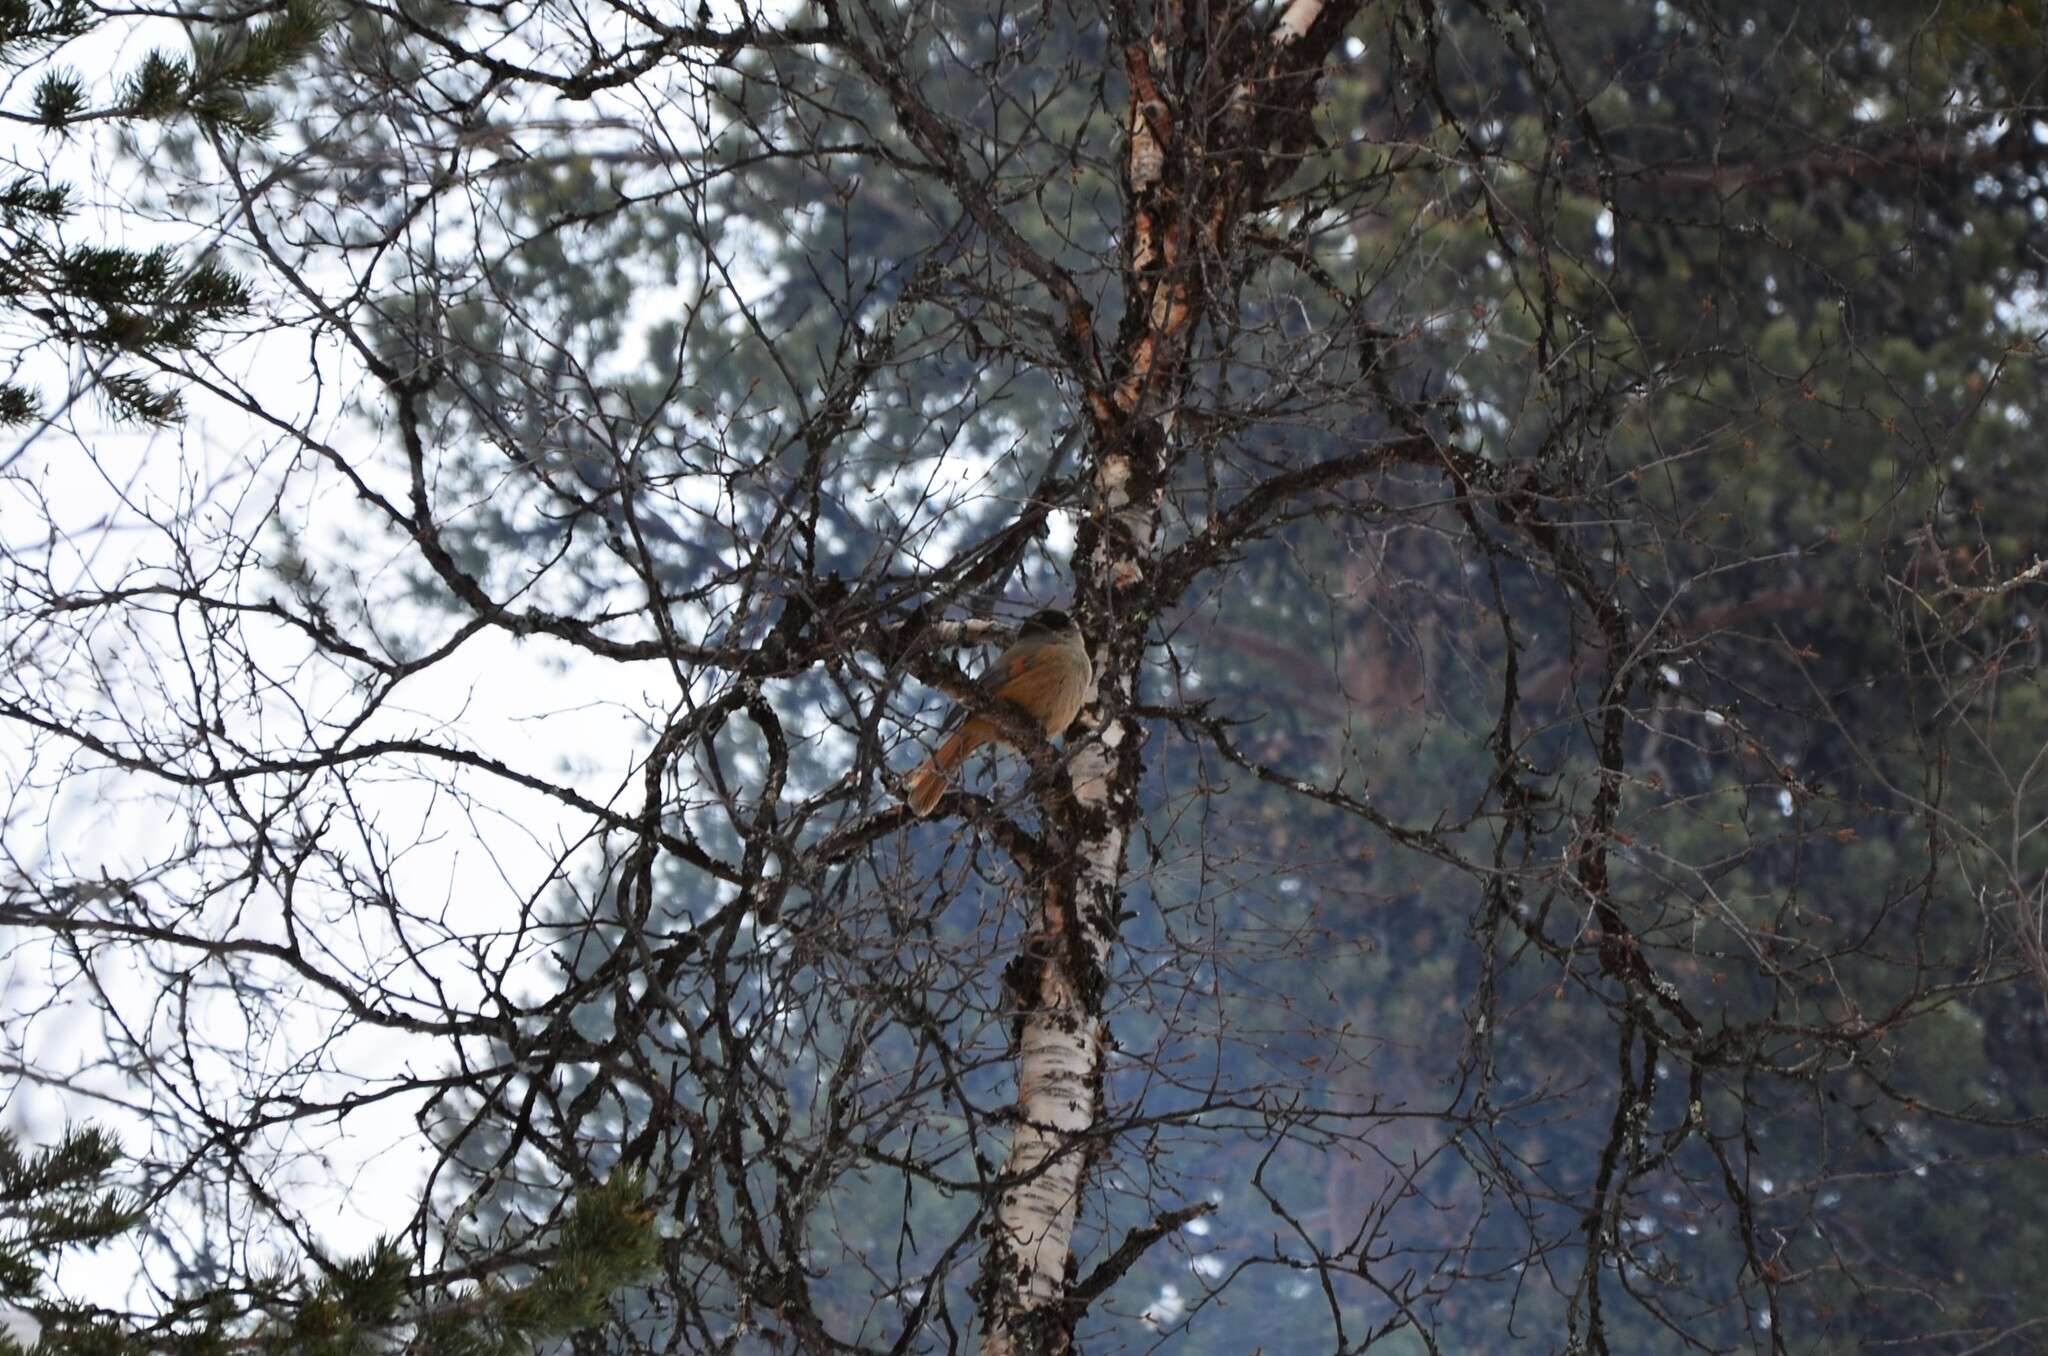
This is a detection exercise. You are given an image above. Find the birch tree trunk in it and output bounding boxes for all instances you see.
[978,2,1362,1349]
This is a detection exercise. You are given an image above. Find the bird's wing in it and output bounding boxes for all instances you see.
[927,645,1028,736]
[986,647,1035,685]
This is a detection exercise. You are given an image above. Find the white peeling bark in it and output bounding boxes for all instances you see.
[980,2,1353,1346]
[982,724,1126,1356]
[1273,0,1325,45]
[980,49,1160,1329]
[982,983,1103,1351]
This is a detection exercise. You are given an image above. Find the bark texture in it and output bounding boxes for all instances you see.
[978,1,1364,1349]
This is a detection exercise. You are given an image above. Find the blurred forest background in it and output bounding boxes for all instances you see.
[2,0,2047,1351]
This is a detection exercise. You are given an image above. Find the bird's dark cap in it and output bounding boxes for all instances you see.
[1019,608,1075,635]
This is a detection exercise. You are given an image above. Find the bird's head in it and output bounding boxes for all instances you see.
[1018,608,1075,639]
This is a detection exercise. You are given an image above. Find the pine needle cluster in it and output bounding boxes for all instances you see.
[0,0,325,424]
[0,1125,656,1355]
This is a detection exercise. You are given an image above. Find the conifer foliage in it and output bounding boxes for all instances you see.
[0,0,323,423]
[0,1124,654,1354]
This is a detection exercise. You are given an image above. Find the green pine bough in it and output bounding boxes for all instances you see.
[0,1125,657,1355]
[0,0,326,425]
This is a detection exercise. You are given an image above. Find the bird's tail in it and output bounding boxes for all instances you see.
[905,720,987,817]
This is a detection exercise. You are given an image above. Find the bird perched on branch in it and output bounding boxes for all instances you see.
[904,608,1093,817]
